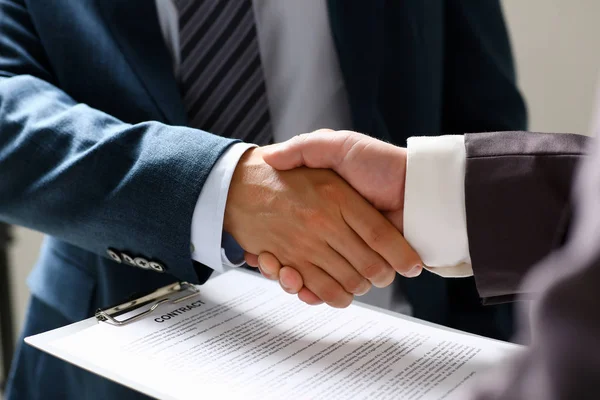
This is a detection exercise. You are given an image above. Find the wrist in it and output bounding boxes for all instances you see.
[223,147,266,234]
[380,146,406,232]
[395,146,407,211]
[190,142,256,272]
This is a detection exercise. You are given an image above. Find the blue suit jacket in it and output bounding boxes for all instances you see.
[1,1,526,398]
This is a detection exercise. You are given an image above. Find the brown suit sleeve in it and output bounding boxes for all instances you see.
[464,131,590,302]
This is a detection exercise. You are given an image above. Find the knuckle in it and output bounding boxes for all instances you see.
[302,207,336,233]
[368,225,391,246]
[316,128,334,133]
[317,181,343,203]
[361,261,385,280]
[293,133,310,146]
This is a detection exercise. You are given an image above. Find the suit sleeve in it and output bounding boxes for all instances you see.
[466,132,600,400]
[442,0,528,133]
[465,131,590,302]
[0,0,236,284]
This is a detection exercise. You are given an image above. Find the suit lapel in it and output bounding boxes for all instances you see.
[98,0,187,125]
[327,0,385,135]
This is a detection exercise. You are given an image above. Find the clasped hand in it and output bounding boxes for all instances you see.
[224,130,422,307]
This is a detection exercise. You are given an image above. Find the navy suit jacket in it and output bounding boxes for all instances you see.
[1,1,525,398]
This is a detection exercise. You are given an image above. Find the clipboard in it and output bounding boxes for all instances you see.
[24,270,522,400]
[25,281,209,400]
[95,281,200,326]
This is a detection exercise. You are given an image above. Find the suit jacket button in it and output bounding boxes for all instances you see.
[107,249,122,263]
[149,261,165,273]
[134,257,150,269]
[121,252,137,266]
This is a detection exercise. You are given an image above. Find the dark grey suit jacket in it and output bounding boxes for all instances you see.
[461,131,599,399]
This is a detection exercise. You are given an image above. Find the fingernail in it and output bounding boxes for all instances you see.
[404,265,422,278]
[355,281,371,296]
[258,265,273,280]
[279,280,294,294]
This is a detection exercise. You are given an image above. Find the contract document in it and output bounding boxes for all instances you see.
[27,270,520,399]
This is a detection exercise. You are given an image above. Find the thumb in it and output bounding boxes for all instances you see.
[383,209,404,234]
[262,129,340,171]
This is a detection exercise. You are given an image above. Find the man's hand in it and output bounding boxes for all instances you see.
[224,147,421,308]
[244,130,422,305]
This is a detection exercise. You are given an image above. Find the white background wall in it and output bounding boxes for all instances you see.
[503,0,600,135]
[2,0,600,390]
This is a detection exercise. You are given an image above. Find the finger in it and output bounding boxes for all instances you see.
[258,264,275,280]
[382,210,421,277]
[384,209,403,235]
[327,224,396,288]
[313,244,372,295]
[341,196,422,277]
[262,130,346,171]
[258,252,282,280]
[298,287,324,305]
[279,266,303,294]
[295,262,353,308]
[244,252,259,268]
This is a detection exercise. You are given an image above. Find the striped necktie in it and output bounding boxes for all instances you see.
[176,0,273,145]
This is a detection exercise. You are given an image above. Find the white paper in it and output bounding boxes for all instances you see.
[28,270,520,399]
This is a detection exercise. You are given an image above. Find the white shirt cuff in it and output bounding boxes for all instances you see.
[403,135,473,278]
[190,142,256,273]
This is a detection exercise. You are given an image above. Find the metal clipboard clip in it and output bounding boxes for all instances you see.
[95,282,200,327]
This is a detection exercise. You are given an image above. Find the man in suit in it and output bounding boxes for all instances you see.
[254,128,595,399]
[1,0,524,398]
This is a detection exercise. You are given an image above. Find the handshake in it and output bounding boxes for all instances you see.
[224,129,423,308]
